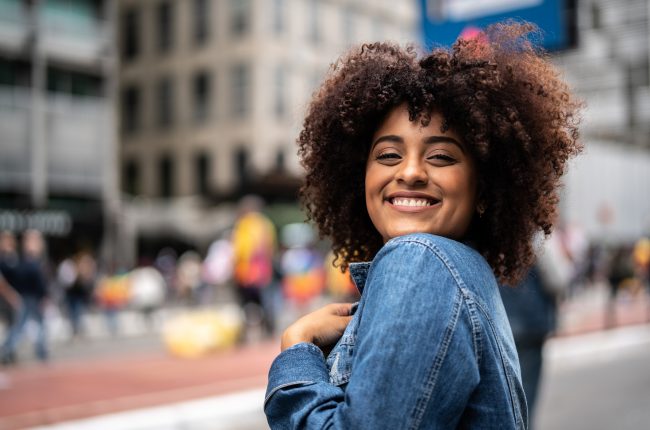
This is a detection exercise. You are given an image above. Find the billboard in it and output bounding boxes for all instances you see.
[420,0,573,51]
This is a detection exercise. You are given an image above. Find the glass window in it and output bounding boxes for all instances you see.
[230,0,251,38]
[272,0,284,35]
[159,155,173,198]
[195,152,210,196]
[231,64,249,118]
[123,160,139,195]
[157,1,174,53]
[309,0,320,44]
[193,0,210,45]
[193,70,212,123]
[235,147,249,187]
[274,66,286,118]
[121,8,139,61]
[47,67,102,97]
[157,77,174,127]
[121,85,140,135]
[275,148,285,172]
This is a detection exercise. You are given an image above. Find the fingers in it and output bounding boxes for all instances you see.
[327,302,354,316]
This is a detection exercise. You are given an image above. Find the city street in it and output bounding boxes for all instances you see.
[0,287,648,430]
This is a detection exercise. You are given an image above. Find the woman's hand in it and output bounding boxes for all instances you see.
[281,303,354,352]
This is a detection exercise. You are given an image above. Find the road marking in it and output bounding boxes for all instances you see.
[30,388,267,430]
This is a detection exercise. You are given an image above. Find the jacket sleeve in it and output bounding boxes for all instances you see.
[264,238,481,429]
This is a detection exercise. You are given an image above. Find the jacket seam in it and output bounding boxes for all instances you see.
[408,287,463,430]
[472,298,525,429]
[264,380,314,407]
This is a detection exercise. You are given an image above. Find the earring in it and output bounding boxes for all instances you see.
[477,203,486,217]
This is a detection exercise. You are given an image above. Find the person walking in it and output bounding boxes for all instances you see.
[1,230,50,364]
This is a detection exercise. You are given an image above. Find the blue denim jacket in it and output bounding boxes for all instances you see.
[265,233,527,429]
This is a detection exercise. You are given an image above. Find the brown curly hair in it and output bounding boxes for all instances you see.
[298,22,582,285]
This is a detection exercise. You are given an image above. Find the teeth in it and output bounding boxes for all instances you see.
[392,198,432,207]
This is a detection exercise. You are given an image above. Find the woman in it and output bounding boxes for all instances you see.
[265,22,582,429]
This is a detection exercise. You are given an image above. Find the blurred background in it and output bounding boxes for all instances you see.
[0,0,648,429]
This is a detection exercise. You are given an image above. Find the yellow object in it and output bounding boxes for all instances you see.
[633,237,650,267]
[232,212,276,287]
[162,308,243,359]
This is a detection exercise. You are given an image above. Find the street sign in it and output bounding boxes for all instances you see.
[420,0,571,51]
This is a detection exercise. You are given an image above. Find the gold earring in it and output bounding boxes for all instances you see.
[477,203,486,217]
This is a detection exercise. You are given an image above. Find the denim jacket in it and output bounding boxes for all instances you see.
[265,233,527,429]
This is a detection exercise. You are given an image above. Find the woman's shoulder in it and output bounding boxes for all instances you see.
[372,233,496,291]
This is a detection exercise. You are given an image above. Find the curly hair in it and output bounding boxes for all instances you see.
[298,22,582,285]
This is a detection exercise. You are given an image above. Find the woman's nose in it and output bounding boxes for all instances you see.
[396,157,428,185]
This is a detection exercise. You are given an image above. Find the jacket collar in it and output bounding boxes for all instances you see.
[349,262,372,295]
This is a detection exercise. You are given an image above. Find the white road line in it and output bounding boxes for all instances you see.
[30,388,267,430]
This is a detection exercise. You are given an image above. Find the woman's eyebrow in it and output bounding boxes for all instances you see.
[372,135,403,148]
[423,136,465,152]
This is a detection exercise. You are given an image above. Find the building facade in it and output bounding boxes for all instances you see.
[0,0,119,263]
[117,0,418,254]
[555,0,650,241]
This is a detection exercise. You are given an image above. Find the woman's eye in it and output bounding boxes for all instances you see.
[427,154,455,163]
[376,152,401,160]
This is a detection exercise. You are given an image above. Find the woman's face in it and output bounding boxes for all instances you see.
[365,105,478,243]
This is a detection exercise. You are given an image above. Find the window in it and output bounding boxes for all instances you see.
[157,1,173,53]
[235,147,249,187]
[123,160,139,195]
[47,68,102,97]
[309,0,320,44]
[159,155,173,198]
[231,64,249,118]
[274,66,286,118]
[275,148,285,172]
[195,152,210,196]
[272,0,284,35]
[591,2,601,30]
[193,0,210,45]
[121,85,140,135]
[156,77,174,127]
[230,0,251,38]
[193,70,211,123]
[121,8,139,61]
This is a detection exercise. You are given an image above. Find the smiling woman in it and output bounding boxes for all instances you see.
[265,21,582,430]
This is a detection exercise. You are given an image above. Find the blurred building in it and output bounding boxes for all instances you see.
[420,0,650,243]
[117,0,418,256]
[555,0,650,242]
[0,0,119,263]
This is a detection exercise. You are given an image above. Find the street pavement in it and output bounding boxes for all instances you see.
[0,284,648,430]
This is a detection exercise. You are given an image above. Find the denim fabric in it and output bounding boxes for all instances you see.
[265,233,527,429]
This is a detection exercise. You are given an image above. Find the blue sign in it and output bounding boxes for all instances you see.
[420,0,569,51]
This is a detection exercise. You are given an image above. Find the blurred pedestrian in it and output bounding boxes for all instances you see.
[1,230,50,364]
[129,266,166,328]
[0,231,20,328]
[605,245,634,327]
[280,223,325,307]
[176,251,202,305]
[95,270,130,336]
[500,232,572,427]
[60,252,97,339]
[232,195,276,338]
